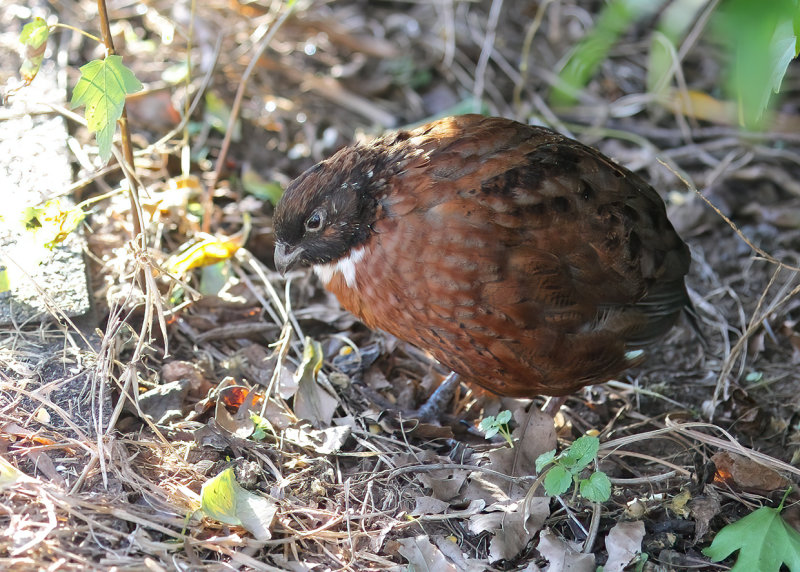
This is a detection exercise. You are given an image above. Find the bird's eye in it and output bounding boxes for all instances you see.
[304,210,325,232]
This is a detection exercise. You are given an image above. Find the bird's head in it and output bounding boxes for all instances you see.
[272,144,389,275]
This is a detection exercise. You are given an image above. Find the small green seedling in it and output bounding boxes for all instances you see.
[535,434,611,502]
[250,413,270,441]
[479,410,514,448]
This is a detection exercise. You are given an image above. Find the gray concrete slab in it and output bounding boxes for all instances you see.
[0,58,91,326]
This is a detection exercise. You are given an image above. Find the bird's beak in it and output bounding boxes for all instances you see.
[274,242,304,275]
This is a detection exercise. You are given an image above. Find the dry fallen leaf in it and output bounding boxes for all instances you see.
[393,535,458,572]
[292,338,339,427]
[469,498,550,562]
[537,529,595,572]
[712,451,790,493]
[604,520,645,572]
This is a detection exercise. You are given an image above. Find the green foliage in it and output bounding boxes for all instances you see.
[703,494,800,571]
[204,91,241,141]
[550,0,658,106]
[646,0,706,96]
[535,435,611,503]
[71,55,143,162]
[19,17,50,84]
[479,409,514,448]
[21,198,87,250]
[550,0,800,129]
[713,0,800,128]
[241,168,284,205]
[250,413,270,441]
[579,471,612,501]
[200,467,277,540]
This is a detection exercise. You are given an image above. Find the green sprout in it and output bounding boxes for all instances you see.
[479,409,514,448]
[535,435,611,503]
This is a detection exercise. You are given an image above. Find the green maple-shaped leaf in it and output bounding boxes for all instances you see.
[703,505,800,571]
[71,55,142,162]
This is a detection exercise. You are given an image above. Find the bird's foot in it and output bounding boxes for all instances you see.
[414,372,461,423]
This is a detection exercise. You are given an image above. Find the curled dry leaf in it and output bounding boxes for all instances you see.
[292,338,339,427]
[712,451,790,493]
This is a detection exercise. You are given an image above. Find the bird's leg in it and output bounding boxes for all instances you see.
[415,372,461,422]
[541,395,567,416]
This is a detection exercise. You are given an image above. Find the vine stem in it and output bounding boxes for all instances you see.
[96,0,142,241]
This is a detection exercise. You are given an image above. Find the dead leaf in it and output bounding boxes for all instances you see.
[712,451,790,493]
[125,88,181,131]
[537,529,595,572]
[137,379,192,424]
[161,360,212,397]
[215,385,261,438]
[604,520,645,572]
[283,424,351,454]
[432,535,487,572]
[688,488,722,540]
[411,496,450,516]
[468,498,550,562]
[292,338,339,427]
[27,450,63,486]
[418,466,469,502]
[393,535,458,571]
[669,489,692,518]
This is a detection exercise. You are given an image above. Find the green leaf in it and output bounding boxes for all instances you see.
[535,449,557,473]
[19,18,49,46]
[71,55,143,162]
[479,416,496,432]
[484,426,499,439]
[241,168,284,205]
[205,91,241,141]
[250,413,269,441]
[704,504,800,571]
[22,198,87,249]
[550,0,659,106]
[199,261,229,296]
[495,409,512,425]
[712,0,800,128]
[0,456,25,489]
[19,18,50,84]
[565,435,600,469]
[579,472,612,502]
[646,0,706,95]
[543,465,573,497]
[200,467,277,540]
[795,7,800,54]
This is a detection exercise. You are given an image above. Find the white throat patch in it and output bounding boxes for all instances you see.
[313,246,365,288]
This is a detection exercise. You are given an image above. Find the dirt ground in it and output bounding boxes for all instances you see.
[1,0,800,570]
